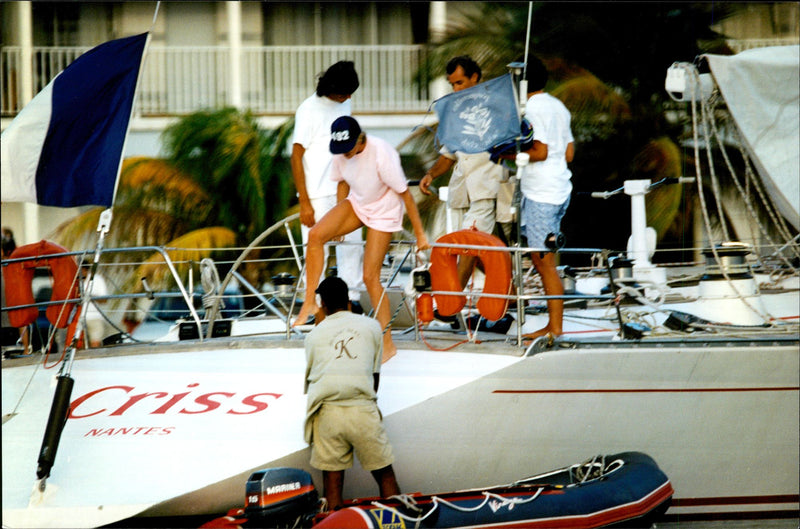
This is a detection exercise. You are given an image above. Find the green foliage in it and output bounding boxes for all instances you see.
[161,108,293,240]
[51,109,295,296]
[413,2,744,258]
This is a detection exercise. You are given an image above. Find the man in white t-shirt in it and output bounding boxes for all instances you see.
[291,61,365,311]
[519,55,575,340]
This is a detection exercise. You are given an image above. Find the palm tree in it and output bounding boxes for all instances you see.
[410,2,744,261]
[161,108,294,241]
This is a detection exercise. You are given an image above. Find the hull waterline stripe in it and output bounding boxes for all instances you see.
[493,386,800,394]
[672,494,799,506]
[663,510,800,522]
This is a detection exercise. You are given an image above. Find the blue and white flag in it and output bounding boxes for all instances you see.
[1,33,148,207]
[434,73,521,154]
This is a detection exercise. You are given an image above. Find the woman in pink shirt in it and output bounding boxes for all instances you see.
[293,116,429,362]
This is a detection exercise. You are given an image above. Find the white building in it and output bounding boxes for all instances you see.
[1,2,797,244]
[1,1,454,244]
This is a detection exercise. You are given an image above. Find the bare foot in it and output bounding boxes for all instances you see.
[292,302,319,327]
[381,342,397,363]
[522,326,561,342]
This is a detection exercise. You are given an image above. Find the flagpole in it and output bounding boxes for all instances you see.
[77,26,155,375]
[109,33,154,208]
[522,2,533,82]
[34,21,158,493]
[151,1,161,30]
[514,2,534,346]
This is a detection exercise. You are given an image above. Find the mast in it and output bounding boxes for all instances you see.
[35,4,159,492]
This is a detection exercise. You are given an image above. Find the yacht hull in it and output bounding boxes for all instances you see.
[3,338,798,527]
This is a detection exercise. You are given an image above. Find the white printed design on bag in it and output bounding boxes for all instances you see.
[459,102,492,141]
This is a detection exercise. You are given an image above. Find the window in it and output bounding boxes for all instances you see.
[262,2,420,46]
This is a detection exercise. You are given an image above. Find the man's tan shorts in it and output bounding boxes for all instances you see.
[450,199,497,234]
[310,403,394,472]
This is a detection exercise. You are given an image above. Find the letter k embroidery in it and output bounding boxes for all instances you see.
[334,336,356,359]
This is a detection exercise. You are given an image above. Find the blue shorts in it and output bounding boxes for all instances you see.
[521,196,570,250]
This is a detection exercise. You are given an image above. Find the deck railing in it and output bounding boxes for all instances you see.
[1,44,431,117]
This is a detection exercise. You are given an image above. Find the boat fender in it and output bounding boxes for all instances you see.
[429,228,512,321]
[3,241,80,329]
[417,293,434,323]
[199,508,248,529]
[313,507,374,528]
[545,231,566,251]
[410,266,434,323]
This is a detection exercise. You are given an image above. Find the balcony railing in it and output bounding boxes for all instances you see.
[1,44,431,117]
[725,37,800,54]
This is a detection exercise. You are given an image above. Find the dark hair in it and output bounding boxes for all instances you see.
[523,55,548,92]
[316,276,350,313]
[1,228,16,258]
[446,55,482,82]
[316,61,360,97]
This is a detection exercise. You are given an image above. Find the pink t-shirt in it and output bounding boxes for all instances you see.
[330,135,409,232]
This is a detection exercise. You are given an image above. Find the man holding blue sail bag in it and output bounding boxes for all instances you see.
[420,56,519,288]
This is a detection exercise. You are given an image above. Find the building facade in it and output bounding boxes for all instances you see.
[1,1,798,244]
[1,1,452,243]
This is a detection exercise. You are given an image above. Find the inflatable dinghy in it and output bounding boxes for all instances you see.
[201,451,673,529]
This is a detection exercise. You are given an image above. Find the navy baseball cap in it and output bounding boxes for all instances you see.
[330,116,362,154]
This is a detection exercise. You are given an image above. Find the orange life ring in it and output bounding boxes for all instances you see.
[3,240,81,330]
[429,228,512,321]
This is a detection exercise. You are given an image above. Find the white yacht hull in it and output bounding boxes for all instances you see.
[3,335,798,527]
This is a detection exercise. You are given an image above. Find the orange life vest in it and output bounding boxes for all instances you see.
[429,228,512,321]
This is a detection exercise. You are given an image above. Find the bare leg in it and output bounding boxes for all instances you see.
[363,229,396,362]
[21,326,30,354]
[456,255,477,289]
[370,465,400,498]
[322,470,345,511]
[524,252,564,339]
[293,201,363,326]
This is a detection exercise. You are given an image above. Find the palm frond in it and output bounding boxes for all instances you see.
[117,157,213,223]
[50,208,105,250]
[103,207,194,247]
[258,118,296,233]
[631,137,684,239]
[553,74,632,142]
[120,157,209,199]
[423,3,525,83]
[160,108,289,239]
[132,226,238,292]
[396,123,439,164]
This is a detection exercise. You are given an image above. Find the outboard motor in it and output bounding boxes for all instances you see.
[244,468,318,527]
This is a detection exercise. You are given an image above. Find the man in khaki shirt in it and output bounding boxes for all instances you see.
[420,56,509,288]
[304,276,400,509]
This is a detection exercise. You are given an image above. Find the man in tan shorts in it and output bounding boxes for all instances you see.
[303,276,400,510]
[419,56,509,288]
